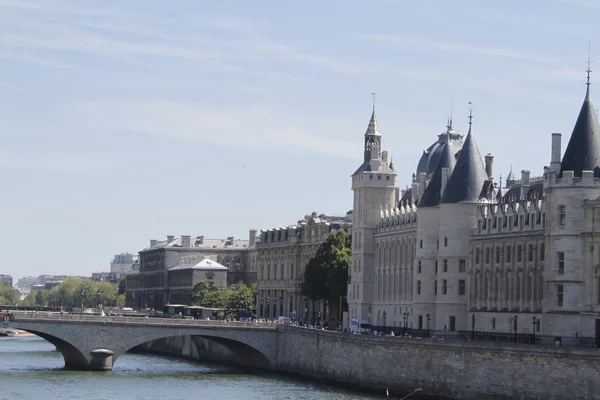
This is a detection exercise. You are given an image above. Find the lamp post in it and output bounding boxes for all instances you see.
[402,312,409,335]
[426,313,431,338]
[509,315,518,343]
[80,288,85,316]
[383,310,387,330]
[97,289,101,315]
[471,314,475,341]
[266,296,271,319]
[304,297,308,324]
[532,316,538,345]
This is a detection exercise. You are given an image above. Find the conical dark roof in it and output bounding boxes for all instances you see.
[441,125,488,204]
[560,84,600,177]
[419,140,456,207]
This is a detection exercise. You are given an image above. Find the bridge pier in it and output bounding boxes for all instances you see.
[90,349,114,371]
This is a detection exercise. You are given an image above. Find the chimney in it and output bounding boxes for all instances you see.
[249,229,257,247]
[166,235,175,244]
[520,170,530,199]
[197,235,204,245]
[485,153,494,178]
[551,133,562,170]
[441,167,450,195]
[181,235,191,248]
[150,239,157,247]
[418,172,427,200]
[382,151,388,163]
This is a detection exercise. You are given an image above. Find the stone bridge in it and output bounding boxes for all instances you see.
[4,313,278,371]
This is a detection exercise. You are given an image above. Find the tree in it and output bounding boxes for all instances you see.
[0,282,20,304]
[35,289,48,306]
[302,229,351,322]
[116,293,126,308]
[221,282,256,319]
[21,290,38,306]
[191,280,223,308]
[118,278,127,295]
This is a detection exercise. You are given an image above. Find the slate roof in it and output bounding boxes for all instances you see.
[419,140,457,207]
[560,82,600,177]
[416,124,463,179]
[441,124,488,204]
[502,181,544,202]
[169,257,228,271]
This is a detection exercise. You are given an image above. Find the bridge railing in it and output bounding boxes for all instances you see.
[6,313,277,329]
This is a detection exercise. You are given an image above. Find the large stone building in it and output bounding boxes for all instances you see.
[110,253,138,276]
[349,74,600,342]
[255,212,352,322]
[126,233,256,310]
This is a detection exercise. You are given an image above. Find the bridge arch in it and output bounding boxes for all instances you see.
[7,317,278,371]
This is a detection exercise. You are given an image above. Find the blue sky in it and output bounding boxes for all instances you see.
[0,0,598,282]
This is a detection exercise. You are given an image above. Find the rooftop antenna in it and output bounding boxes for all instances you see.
[449,97,453,130]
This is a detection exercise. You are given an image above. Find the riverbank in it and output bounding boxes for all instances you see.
[140,324,600,400]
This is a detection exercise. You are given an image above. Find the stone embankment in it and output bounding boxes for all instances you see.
[144,324,600,400]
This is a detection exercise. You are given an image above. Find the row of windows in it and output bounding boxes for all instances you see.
[475,243,545,265]
[478,212,546,233]
[416,259,466,274]
[419,237,449,249]
[416,279,466,296]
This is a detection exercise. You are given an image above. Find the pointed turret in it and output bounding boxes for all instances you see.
[560,73,600,177]
[419,140,456,207]
[441,111,488,204]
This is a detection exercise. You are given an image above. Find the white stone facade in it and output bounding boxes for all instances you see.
[349,82,600,343]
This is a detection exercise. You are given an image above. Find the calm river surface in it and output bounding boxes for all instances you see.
[0,336,390,400]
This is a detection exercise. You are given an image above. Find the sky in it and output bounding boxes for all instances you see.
[0,0,599,282]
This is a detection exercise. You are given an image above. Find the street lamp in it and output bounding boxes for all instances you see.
[383,310,387,330]
[80,288,85,316]
[532,316,539,345]
[426,313,431,338]
[509,315,518,343]
[97,289,101,315]
[402,312,409,335]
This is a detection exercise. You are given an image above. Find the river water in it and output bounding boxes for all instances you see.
[0,336,389,400]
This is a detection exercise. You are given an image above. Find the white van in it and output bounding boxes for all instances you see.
[350,319,371,334]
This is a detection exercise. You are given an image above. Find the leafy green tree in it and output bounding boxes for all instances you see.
[302,229,351,322]
[118,278,127,295]
[191,280,223,308]
[221,282,256,319]
[35,289,48,306]
[0,282,20,304]
[116,293,126,308]
[21,290,38,306]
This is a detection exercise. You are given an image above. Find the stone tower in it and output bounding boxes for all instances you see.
[543,73,600,334]
[349,107,397,324]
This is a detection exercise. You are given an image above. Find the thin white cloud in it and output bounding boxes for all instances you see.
[65,100,359,159]
[359,34,560,65]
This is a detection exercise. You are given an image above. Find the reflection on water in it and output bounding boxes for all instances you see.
[0,337,389,400]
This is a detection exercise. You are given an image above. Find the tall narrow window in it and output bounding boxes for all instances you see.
[459,259,466,273]
[492,317,496,330]
[417,261,422,274]
[517,245,522,262]
[417,280,421,295]
[540,243,545,261]
[559,205,566,226]
[443,279,448,295]
[434,280,438,296]
[435,261,438,274]
[557,284,564,307]
[558,252,565,274]
[443,259,448,273]
[444,237,448,247]
[458,279,466,295]
[485,247,490,264]
[506,246,512,263]
[449,316,456,331]
[420,239,423,249]
[475,249,481,264]
[528,244,534,262]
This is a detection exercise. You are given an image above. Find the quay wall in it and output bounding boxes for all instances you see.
[143,325,600,399]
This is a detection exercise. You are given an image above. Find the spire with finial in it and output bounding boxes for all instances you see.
[468,102,473,131]
[587,40,592,90]
[560,43,600,178]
